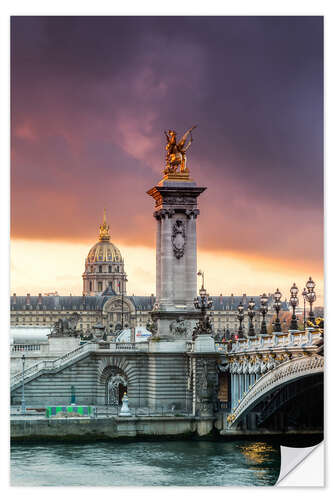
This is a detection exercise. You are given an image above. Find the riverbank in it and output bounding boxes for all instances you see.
[11,415,323,446]
[11,415,216,442]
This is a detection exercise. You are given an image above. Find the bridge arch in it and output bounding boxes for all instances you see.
[229,355,323,429]
[96,356,136,405]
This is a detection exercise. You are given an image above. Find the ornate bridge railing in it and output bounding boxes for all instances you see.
[229,328,322,355]
[228,354,324,428]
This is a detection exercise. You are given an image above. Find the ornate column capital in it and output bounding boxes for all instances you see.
[154,208,175,220]
[185,208,200,219]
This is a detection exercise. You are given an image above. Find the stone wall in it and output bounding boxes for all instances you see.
[11,356,98,406]
[147,352,190,411]
[11,347,216,413]
[11,416,215,442]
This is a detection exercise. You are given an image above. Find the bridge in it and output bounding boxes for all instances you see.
[10,327,323,434]
[226,328,324,432]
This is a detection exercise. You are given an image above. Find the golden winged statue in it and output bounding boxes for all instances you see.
[164,125,197,175]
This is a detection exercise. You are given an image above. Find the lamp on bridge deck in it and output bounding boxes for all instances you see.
[259,293,268,335]
[289,283,299,330]
[305,277,316,324]
[273,288,282,332]
[302,287,307,330]
[237,302,244,338]
[247,298,256,337]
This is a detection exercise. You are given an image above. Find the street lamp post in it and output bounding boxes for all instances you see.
[273,288,282,332]
[302,287,307,330]
[237,303,244,339]
[193,284,213,338]
[259,293,268,335]
[305,276,316,324]
[247,298,256,337]
[21,354,26,415]
[289,283,299,330]
[121,276,128,330]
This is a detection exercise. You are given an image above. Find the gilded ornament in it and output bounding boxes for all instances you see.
[163,125,197,177]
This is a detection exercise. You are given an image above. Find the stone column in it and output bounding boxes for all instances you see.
[147,179,206,341]
[231,374,235,409]
[185,211,199,307]
[159,210,174,308]
[154,212,162,304]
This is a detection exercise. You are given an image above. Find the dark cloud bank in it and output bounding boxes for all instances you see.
[11,16,323,267]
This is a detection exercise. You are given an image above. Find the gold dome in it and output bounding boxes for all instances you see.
[87,240,122,263]
[86,210,123,263]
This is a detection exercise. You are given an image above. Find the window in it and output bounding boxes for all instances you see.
[98,282,103,292]
[108,265,112,273]
[89,281,92,292]
[99,265,102,273]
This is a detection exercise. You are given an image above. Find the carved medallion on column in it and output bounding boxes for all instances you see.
[171,219,186,258]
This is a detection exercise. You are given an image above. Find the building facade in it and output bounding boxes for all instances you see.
[10,213,287,335]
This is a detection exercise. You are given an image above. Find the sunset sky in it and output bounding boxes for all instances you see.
[11,16,324,302]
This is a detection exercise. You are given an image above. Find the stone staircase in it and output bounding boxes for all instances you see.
[10,342,98,392]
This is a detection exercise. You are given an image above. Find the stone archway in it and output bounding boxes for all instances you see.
[98,364,128,406]
[97,356,136,406]
[106,372,127,406]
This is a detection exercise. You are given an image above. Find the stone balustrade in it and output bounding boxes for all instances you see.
[11,344,41,352]
[228,328,322,354]
[225,327,323,412]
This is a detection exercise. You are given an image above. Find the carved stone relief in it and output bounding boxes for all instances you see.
[171,219,186,258]
[169,317,190,337]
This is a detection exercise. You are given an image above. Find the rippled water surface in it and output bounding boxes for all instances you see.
[11,440,280,486]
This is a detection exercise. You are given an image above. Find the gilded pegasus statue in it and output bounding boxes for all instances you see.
[164,125,197,174]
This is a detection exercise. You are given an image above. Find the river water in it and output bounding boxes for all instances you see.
[11,440,280,486]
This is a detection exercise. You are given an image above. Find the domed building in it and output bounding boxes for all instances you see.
[82,211,127,296]
[10,210,283,335]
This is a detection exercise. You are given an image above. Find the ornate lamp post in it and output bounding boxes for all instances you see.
[273,288,282,332]
[289,283,299,330]
[194,285,213,316]
[237,302,244,339]
[247,298,256,337]
[305,276,316,324]
[302,287,307,330]
[259,293,268,335]
[193,284,213,337]
[21,354,26,415]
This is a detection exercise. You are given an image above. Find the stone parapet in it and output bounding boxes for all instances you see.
[10,415,215,442]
